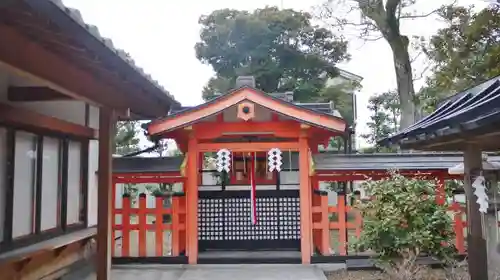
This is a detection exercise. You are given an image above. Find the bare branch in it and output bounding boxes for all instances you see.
[399,0,457,19]
[413,63,431,82]
[410,50,422,63]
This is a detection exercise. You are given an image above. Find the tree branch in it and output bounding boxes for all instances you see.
[399,0,457,19]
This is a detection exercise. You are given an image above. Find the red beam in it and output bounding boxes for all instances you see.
[193,121,301,139]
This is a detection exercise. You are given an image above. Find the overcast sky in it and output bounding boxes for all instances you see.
[63,0,486,149]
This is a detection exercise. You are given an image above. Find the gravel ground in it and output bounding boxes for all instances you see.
[324,269,453,280]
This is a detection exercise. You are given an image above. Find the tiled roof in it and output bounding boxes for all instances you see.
[379,76,500,148]
[314,152,500,171]
[43,0,180,107]
[112,152,500,173]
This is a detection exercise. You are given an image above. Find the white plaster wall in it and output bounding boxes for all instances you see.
[88,105,99,129]
[0,128,6,242]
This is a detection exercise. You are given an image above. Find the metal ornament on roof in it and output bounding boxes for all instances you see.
[472,175,489,213]
[216,149,231,173]
[268,148,283,172]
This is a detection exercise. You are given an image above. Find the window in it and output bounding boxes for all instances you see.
[40,137,62,231]
[0,126,89,252]
[12,131,38,238]
[67,141,82,225]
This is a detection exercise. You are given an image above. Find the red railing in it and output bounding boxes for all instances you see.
[112,194,186,257]
[313,194,467,255]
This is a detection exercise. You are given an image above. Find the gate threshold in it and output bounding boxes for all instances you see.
[198,250,301,264]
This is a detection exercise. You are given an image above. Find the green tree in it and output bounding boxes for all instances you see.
[114,121,141,199]
[353,171,456,265]
[195,7,350,102]
[361,91,400,152]
[114,121,141,155]
[420,5,500,112]
[317,0,455,129]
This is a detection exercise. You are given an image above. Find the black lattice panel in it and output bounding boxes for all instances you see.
[198,198,224,241]
[198,190,301,251]
[278,197,301,240]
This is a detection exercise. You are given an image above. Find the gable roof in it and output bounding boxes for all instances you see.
[379,76,500,149]
[148,86,346,136]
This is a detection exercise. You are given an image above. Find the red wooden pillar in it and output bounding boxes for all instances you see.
[186,135,199,264]
[299,136,312,264]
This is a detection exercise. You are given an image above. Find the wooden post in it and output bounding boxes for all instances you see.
[155,196,164,257]
[186,136,199,264]
[138,194,147,257]
[96,108,114,280]
[464,145,488,279]
[299,136,312,264]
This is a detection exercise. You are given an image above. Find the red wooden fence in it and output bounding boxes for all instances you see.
[314,194,467,255]
[112,194,186,257]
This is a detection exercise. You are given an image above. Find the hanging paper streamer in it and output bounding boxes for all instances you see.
[472,175,489,213]
[216,149,231,172]
[250,153,257,225]
[267,148,283,172]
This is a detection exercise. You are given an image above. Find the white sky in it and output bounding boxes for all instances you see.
[63,0,487,149]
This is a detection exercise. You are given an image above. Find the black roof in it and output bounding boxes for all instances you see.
[113,156,184,173]
[379,76,500,149]
[112,152,500,173]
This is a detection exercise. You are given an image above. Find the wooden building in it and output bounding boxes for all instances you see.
[109,76,491,268]
[0,1,178,279]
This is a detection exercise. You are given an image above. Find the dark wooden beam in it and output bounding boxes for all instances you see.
[0,102,97,139]
[7,86,72,102]
[96,108,114,280]
[463,146,489,280]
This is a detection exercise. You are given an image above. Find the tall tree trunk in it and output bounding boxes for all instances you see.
[389,36,416,129]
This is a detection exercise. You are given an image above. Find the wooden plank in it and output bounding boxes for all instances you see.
[0,227,96,263]
[0,102,97,139]
[96,108,114,280]
[7,86,71,101]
